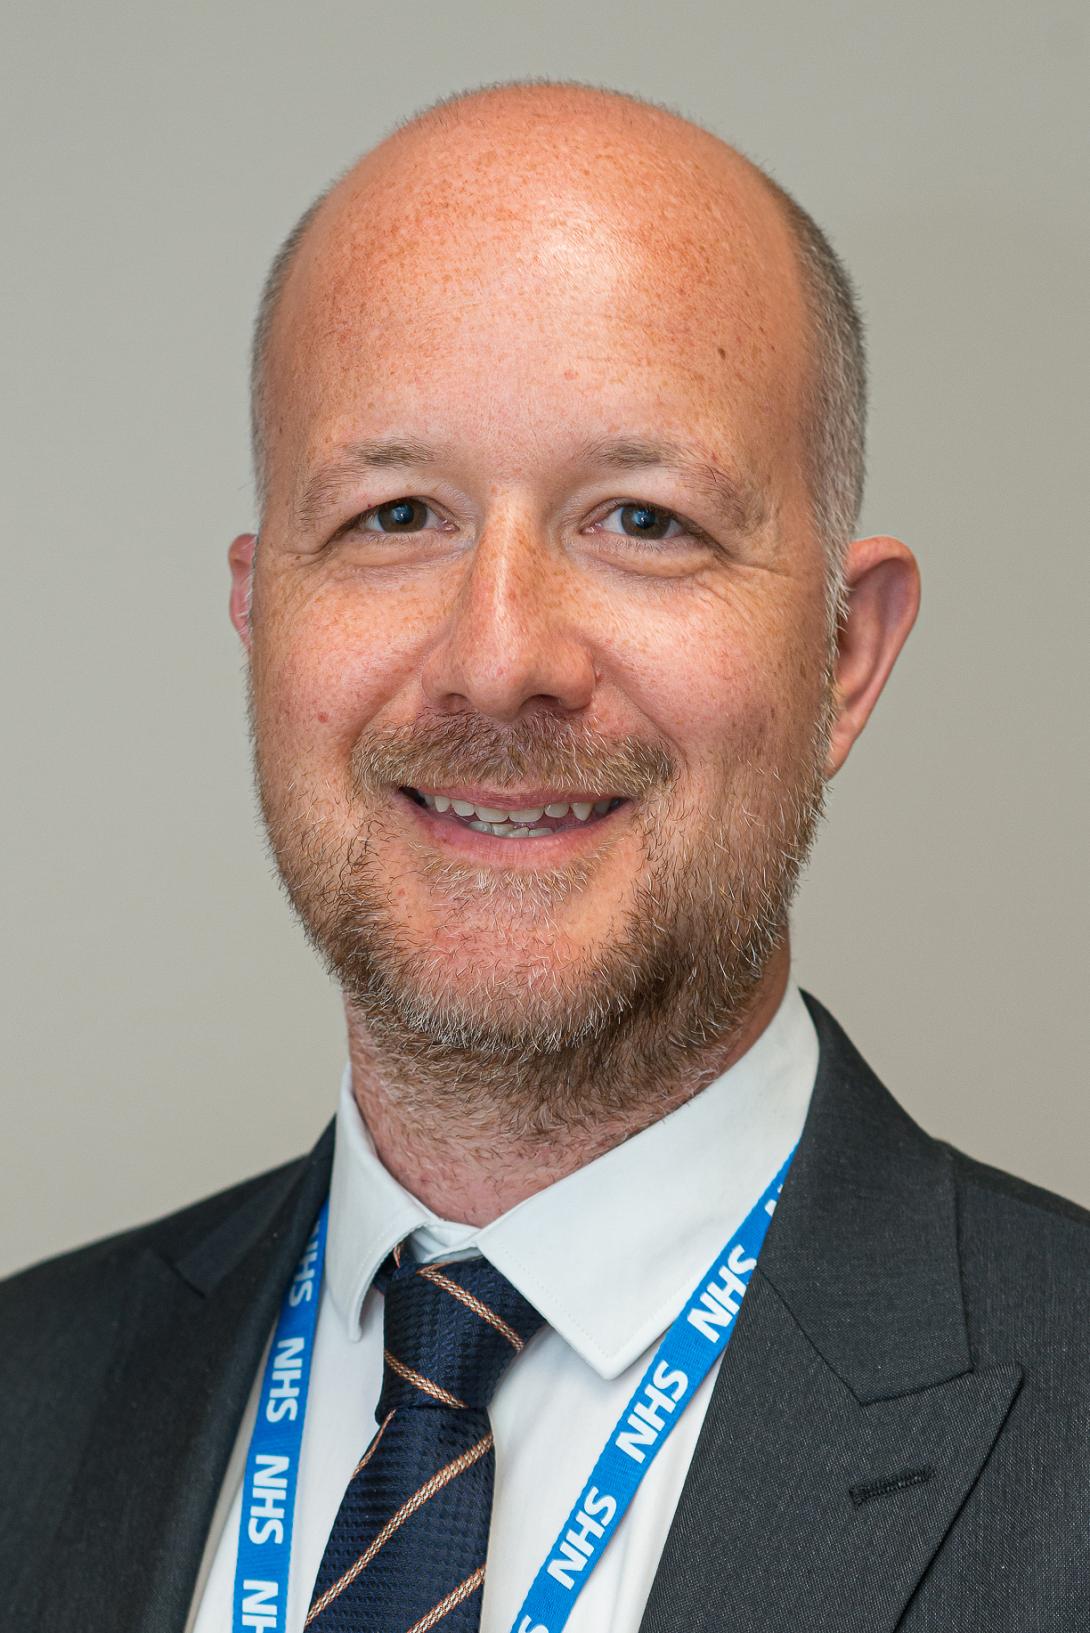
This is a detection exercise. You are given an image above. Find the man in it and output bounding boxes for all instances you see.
[1,79,1086,1633]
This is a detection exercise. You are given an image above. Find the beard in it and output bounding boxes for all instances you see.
[254,696,833,1143]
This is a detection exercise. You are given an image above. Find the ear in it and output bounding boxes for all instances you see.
[228,532,257,651]
[825,535,921,778]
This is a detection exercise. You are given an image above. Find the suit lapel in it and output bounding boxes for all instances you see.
[640,997,1023,1633]
[23,998,1022,1632]
[23,1125,334,1633]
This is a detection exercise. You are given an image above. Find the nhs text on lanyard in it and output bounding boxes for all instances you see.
[233,1202,327,1633]
[231,1151,792,1632]
[511,1146,795,1633]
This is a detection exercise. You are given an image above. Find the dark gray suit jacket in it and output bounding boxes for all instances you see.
[2,995,1088,1629]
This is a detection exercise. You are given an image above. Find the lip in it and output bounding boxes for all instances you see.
[409,783,624,808]
[395,786,630,862]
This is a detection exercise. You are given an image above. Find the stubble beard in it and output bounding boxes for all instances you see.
[254,699,833,1144]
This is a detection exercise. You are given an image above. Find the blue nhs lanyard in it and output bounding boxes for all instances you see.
[232,1150,793,1633]
[510,1147,794,1633]
[233,1202,327,1633]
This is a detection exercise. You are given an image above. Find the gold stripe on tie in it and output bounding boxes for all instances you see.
[383,1349,467,1408]
[305,1435,494,1624]
[418,1266,525,1351]
[404,1564,487,1633]
[352,1409,395,1480]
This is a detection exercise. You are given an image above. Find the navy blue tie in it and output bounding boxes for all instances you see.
[306,1246,545,1632]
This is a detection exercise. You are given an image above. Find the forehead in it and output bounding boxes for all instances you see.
[263,112,809,499]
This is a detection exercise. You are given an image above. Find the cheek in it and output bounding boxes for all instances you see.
[252,579,431,758]
[615,590,819,769]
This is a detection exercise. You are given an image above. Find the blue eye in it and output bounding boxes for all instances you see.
[359,498,437,533]
[599,503,684,541]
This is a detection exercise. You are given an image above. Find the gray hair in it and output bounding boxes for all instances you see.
[249,85,866,626]
[762,178,866,625]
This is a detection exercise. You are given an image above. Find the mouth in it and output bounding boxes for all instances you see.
[398,784,629,845]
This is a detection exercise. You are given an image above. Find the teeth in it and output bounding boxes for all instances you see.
[468,821,538,840]
[418,790,618,826]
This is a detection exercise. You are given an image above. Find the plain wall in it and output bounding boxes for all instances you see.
[2,0,1087,1278]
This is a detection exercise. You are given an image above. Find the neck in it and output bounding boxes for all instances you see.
[344,946,792,1226]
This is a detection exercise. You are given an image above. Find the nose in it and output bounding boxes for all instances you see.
[420,508,597,722]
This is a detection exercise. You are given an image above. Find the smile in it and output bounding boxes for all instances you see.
[400,786,627,841]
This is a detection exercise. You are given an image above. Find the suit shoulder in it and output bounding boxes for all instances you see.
[941,1141,1090,1365]
[945,1141,1090,1241]
[0,1142,327,1578]
[0,1153,305,1316]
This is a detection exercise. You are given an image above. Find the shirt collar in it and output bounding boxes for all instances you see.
[325,982,817,1380]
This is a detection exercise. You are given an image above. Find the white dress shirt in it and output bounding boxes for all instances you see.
[190,982,817,1632]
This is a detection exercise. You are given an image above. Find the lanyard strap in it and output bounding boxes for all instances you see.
[510,1146,794,1633]
[233,1201,328,1633]
[229,1147,792,1633]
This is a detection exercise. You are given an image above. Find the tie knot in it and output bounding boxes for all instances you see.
[377,1252,544,1417]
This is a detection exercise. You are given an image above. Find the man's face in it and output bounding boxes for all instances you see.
[240,119,834,1099]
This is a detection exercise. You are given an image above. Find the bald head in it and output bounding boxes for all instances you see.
[250,81,865,585]
[231,82,923,1130]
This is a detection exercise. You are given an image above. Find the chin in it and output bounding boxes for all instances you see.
[338,923,638,1057]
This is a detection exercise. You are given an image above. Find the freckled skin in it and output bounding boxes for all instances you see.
[228,86,919,1221]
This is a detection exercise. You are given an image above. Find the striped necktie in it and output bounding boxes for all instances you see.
[306,1245,545,1632]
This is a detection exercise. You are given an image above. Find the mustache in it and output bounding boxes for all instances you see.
[350,711,676,800]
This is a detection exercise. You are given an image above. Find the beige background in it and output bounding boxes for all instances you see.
[2,1,1086,1279]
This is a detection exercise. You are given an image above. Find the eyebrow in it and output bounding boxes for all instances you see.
[295,438,440,529]
[294,432,766,536]
[576,435,767,536]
